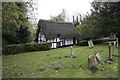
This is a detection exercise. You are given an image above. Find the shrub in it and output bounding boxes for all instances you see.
[77,40,88,46]
[77,38,116,46]
[93,38,116,44]
[2,42,51,55]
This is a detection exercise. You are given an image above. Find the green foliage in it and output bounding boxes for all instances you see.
[76,2,120,40]
[2,2,31,45]
[73,15,80,27]
[2,42,51,55]
[77,40,88,46]
[93,38,116,44]
[91,2,120,37]
[77,38,116,46]
[16,26,31,43]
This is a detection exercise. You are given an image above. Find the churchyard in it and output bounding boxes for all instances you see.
[2,45,119,78]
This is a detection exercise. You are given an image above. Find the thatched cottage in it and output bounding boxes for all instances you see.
[35,19,80,48]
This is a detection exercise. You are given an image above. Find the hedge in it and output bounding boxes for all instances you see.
[2,42,52,55]
[77,38,116,46]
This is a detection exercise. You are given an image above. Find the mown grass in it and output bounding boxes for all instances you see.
[2,45,119,78]
[0,56,2,78]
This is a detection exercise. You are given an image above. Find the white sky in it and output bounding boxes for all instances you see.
[35,0,93,22]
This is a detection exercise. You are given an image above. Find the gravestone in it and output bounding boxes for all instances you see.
[88,55,98,73]
[88,55,97,68]
[88,40,94,48]
[95,53,102,64]
[70,46,76,58]
[108,43,113,61]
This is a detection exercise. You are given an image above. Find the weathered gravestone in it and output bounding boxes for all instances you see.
[88,39,94,48]
[88,55,98,73]
[95,53,102,64]
[70,46,76,58]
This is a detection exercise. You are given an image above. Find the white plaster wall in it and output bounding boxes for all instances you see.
[60,42,62,46]
[41,35,46,41]
[38,32,46,42]
[65,39,68,45]
[51,43,57,48]
[38,33,41,43]
[76,39,77,44]
[65,39,73,45]
[57,38,60,42]
[71,39,73,44]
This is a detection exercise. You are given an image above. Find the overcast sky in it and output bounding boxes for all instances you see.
[35,0,93,22]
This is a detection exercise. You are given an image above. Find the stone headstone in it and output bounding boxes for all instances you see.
[88,40,94,48]
[88,54,98,73]
[108,43,113,61]
[70,46,76,58]
[95,53,102,64]
[88,55,97,68]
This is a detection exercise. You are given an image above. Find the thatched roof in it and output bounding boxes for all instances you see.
[35,19,80,40]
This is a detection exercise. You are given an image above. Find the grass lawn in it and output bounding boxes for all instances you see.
[0,56,2,78]
[2,45,119,78]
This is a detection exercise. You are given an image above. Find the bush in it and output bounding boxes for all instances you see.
[93,38,116,44]
[2,42,52,55]
[77,38,116,46]
[77,40,88,46]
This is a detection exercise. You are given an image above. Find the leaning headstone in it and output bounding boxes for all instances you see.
[88,55,98,73]
[95,53,102,64]
[88,55,97,68]
[88,40,94,48]
[108,43,113,61]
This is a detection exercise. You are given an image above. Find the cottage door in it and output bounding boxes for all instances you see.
[73,38,76,45]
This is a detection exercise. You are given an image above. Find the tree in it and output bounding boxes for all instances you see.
[2,2,31,45]
[16,26,30,43]
[50,9,66,21]
[26,0,38,28]
[76,14,99,40]
[76,2,120,41]
[91,2,120,39]
[73,15,80,27]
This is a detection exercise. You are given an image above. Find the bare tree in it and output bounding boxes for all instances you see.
[50,9,66,21]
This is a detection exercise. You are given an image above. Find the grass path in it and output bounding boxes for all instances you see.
[2,45,119,78]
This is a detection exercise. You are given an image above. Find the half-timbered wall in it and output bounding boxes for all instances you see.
[38,32,46,43]
[38,34,77,48]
